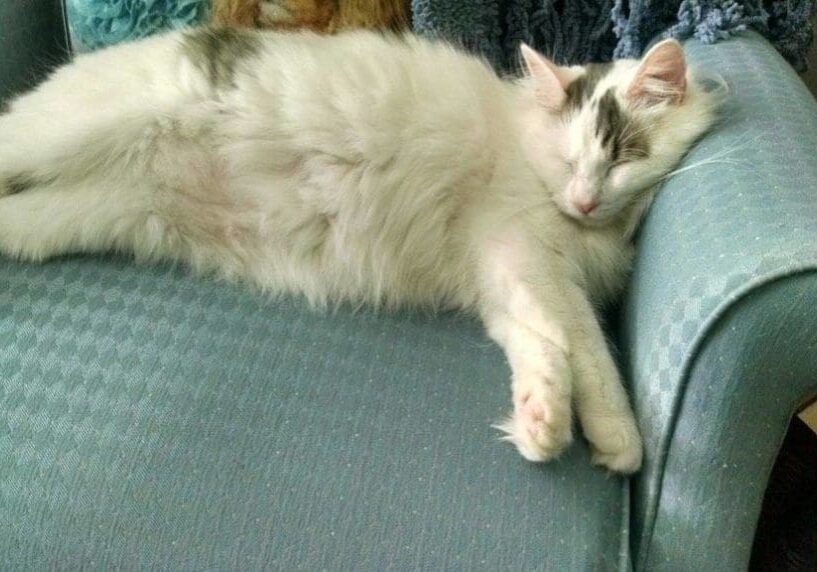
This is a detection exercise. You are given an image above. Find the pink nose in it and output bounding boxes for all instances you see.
[575,200,598,215]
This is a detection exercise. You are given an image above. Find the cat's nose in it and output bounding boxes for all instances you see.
[575,200,598,215]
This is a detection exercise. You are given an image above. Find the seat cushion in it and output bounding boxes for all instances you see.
[0,256,627,569]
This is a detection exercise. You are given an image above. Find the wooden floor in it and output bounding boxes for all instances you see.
[801,401,817,434]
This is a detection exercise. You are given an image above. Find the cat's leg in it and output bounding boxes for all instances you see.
[516,258,642,472]
[484,305,575,461]
[560,286,643,473]
[0,178,155,262]
[0,34,184,196]
[0,158,255,285]
[479,236,642,472]
[480,244,574,461]
[0,91,162,198]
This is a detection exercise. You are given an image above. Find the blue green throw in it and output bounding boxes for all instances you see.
[66,1,816,71]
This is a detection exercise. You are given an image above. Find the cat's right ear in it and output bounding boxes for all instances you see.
[520,44,571,110]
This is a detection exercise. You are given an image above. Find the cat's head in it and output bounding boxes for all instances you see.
[517,39,719,231]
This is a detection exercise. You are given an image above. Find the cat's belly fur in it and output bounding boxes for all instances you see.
[136,99,486,309]
[193,33,507,308]
[228,149,481,309]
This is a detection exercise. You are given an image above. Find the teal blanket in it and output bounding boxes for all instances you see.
[66,0,817,69]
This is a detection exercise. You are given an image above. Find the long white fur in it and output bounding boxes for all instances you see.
[0,29,719,472]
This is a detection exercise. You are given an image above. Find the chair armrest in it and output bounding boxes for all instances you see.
[0,0,71,105]
[620,31,817,571]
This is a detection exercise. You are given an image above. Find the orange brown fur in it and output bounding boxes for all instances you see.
[211,0,409,33]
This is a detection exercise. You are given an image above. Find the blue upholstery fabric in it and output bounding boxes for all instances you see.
[621,31,817,570]
[0,258,629,569]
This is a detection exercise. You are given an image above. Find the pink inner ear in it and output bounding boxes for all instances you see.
[628,40,687,105]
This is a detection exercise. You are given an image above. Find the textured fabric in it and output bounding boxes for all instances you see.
[65,0,207,52]
[612,1,766,59]
[0,256,629,570]
[0,0,70,103]
[412,0,816,71]
[411,0,619,73]
[63,0,817,69]
[636,276,817,570]
[620,31,817,570]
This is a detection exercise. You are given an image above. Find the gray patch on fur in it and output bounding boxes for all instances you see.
[5,173,38,195]
[182,27,261,89]
[563,63,613,111]
[595,89,650,163]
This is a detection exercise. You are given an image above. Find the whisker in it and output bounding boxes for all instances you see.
[661,158,753,181]
[660,132,763,181]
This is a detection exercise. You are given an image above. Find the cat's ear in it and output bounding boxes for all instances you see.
[627,39,687,105]
[520,43,571,110]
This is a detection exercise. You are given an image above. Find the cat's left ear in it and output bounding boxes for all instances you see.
[627,39,687,105]
[520,43,572,110]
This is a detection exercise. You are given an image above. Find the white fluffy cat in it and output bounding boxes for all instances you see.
[0,28,718,472]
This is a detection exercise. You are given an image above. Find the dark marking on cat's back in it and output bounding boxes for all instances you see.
[564,63,613,111]
[4,172,39,195]
[182,26,262,89]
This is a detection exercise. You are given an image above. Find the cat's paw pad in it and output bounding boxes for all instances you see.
[588,417,643,474]
[495,390,572,462]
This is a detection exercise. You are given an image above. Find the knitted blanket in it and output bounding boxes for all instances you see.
[66,0,208,50]
[66,0,816,71]
[412,0,817,71]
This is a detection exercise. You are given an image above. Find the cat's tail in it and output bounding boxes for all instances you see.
[0,29,194,198]
[0,99,254,279]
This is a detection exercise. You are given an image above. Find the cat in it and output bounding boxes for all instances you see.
[211,0,408,32]
[0,27,719,472]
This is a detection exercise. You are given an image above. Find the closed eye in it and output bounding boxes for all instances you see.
[605,159,634,177]
[618,148,650,163]
[605,161,623,175]
[608,153,646,173]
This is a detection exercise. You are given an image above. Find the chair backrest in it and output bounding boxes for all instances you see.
[0,0,71,105]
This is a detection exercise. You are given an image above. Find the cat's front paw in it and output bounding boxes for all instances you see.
[495,383,572,462]
[587,415,643,474]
